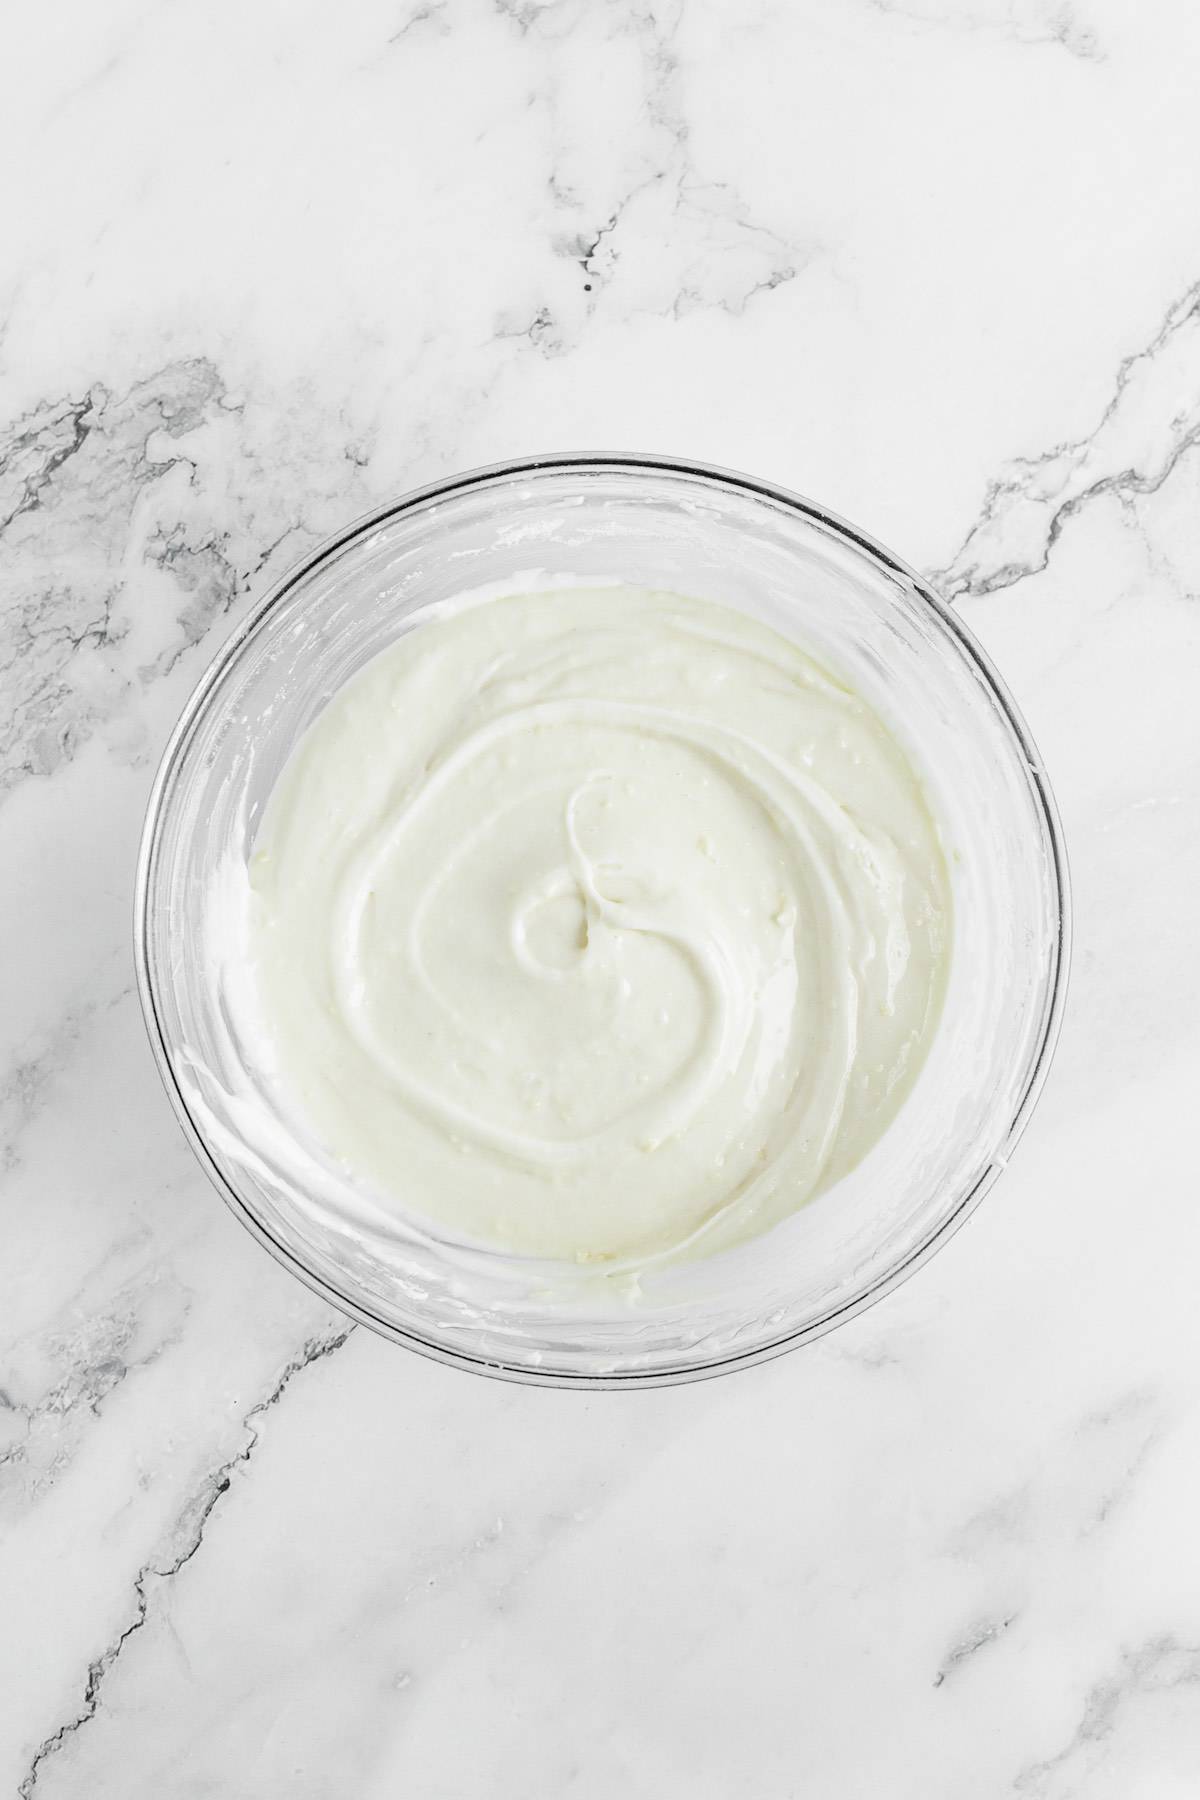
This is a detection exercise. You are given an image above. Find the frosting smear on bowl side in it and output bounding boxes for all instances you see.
[245,585,951,1266]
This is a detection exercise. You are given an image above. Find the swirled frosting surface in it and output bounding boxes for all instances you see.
[247,586,950,1265]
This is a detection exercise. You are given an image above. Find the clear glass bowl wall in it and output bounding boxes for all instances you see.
[137,457,1068,1386]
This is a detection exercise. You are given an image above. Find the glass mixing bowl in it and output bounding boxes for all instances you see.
[135,454,1069,1387]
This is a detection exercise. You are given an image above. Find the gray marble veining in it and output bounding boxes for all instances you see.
[3,0,1200,1793]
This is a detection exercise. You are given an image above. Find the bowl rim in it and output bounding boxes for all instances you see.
[134,451,1072,1389]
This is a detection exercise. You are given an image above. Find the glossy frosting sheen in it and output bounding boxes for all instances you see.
[247,586,951,1265]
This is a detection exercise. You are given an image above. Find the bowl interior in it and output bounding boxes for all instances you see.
[138,458,1067,1384]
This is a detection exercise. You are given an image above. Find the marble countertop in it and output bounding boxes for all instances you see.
[4,1,1200,1793]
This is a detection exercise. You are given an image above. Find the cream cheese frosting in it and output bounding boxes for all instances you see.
[245,585,951,1266]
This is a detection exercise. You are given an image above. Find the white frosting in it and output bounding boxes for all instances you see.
[243,586,950,1266]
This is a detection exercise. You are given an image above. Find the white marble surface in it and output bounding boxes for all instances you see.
[3,0,1200,1792]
